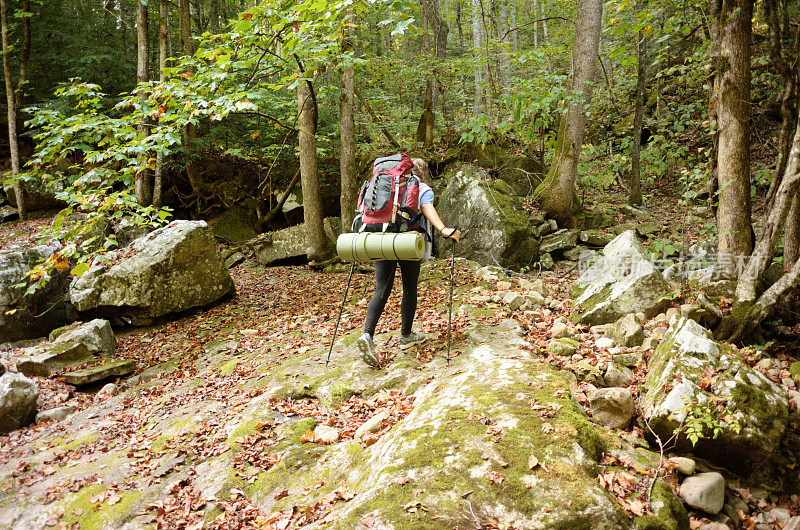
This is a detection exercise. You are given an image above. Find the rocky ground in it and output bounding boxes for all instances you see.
[0,245,798,529]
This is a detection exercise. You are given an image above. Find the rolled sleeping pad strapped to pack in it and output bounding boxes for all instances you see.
[336,232,425,262]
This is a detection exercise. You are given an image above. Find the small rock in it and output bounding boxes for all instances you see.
[314,425,340,444]
[665,307,679,319]
[766,508,791,526]
[547,339,577,357]
[94,383,117,402]
[589,387,634,430]
[668,456,696,475]
[650,327,667,339]
[784,516,800,530]
[571,354,584,362]
[51,319,116,356]
[641,337,660,351]
[550,322,572,339]
[698,523,729,530]
[355,411,389,440]
[539,253,555,270]
[496,281,513,291]
[755,358,775,371]
[679,472,725,514]
[595,337,614,349]
[502,291,525,311]
[36,405,78,424]
[589,324,608,335]
[0,373,39,434]
[524,291,546,306]
[613,352,643,367]
[603,363,633,387]
[634,312,646,323]
[606,314,644,347]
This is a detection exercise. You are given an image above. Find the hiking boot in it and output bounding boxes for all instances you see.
[357,333,380,367]
[399,332,427,350]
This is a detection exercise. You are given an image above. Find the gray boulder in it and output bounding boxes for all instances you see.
[0,373,39,434]
[36,405,77,424]
[603,363,634,387]
[248,218,338,266]
[212,206,257,244]
[571,230,671,325]
[641,316,788,473]
[5,180,64,211]
[70,221,235,325]
[540,229,580,254]
[679,472,725,514]
[589,387,635,429]
[50,319,116,356]
[0,205,18,222]
[16,341,90,377]
[0,245,73,343]
[437,164,538,270]
[606,313,644,347]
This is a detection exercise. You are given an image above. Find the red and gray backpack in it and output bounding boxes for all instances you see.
[353,154,423,233]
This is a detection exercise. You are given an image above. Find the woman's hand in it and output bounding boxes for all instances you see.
[441,227,462,244]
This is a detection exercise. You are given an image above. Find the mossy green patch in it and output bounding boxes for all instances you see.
[58,484,145,529]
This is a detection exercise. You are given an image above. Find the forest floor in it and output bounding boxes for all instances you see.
[1,184,798,529]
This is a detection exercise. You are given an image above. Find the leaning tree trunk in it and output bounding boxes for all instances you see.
[715,0,753,279]
[153,0,168,208]
[1,0,25,220]
[136,0,151,206]
[339,17,357,233]
[298,76,333,265]
[533,0,604,228]
[629,22,647,206]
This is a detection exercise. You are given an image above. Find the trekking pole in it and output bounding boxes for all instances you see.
[326,262,356,366]
[445,226,458,366]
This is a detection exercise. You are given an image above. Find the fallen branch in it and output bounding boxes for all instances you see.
[259,170,300,229]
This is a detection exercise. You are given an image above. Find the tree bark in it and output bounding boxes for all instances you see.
[785,194,800,266]
[715,0,753,278]
[1,0,25,220]
[629,24,647,206]
[472,0,483,114]
[179,0,201,210]
[15,0,29,111]
[136,0,151,206]
[298,76,333,265]
[153,0,169,208]
[339,18,357,233]
[707,0,721,215]
[533,0,604,228]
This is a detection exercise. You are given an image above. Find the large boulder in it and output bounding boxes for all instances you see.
[640,316,788,473]
[437,164,538,270]
[0,245,73,343]
[247,218,339,266]
[5,180,65,212]
[69,221,235,325]
[211,206,258,244]
[571,230,671,325]
[0,373,39,434]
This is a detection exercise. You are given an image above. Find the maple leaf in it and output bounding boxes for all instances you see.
[527,455,540,470]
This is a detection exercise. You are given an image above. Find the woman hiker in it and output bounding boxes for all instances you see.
[357,158,462,367]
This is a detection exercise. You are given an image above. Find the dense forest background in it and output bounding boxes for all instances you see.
[0,0,799,338]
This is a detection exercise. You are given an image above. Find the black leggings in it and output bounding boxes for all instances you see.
[364,260,421,336]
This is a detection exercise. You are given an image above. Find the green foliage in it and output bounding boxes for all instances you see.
[674,397,741,447]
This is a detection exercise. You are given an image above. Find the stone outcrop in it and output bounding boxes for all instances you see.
[70,221,234,324]
[641,316,788,473]
[50,319,116,356]
[437,164,538,270]
[0,245,73,343]
[0,373,39,434]
[248,218,339,266]
[571,230,671,325]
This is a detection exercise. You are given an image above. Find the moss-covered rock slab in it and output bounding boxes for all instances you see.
[641,316,788,473]
[571,230,671,325]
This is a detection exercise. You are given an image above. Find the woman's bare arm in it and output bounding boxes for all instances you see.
[420,203,461,243]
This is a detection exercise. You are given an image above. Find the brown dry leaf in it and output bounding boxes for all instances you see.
[273,489,289,500]
[488,471,504,484]
[496,459,509,468]
[107,493,122,506]
[299,429,315,443]
[361,516,376,527]
[541,423,555,434]
[396,477,411,485]
[45,515,59,527]
[527,455,540,470]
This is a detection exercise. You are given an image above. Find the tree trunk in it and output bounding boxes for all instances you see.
[298,77,332,265]
[472,0,483,114]
[629,25,647,206]
[339,19,357,233]
[715,0,753,279]
[785,194,800,266]
[1,0,25,220]
[179,0,201,210]
[707,0,721,215]
[15,0,29,111]
[533,0,604,228]
[533,0,538,47]
[136,0,151,206]
[153,0,168,208]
